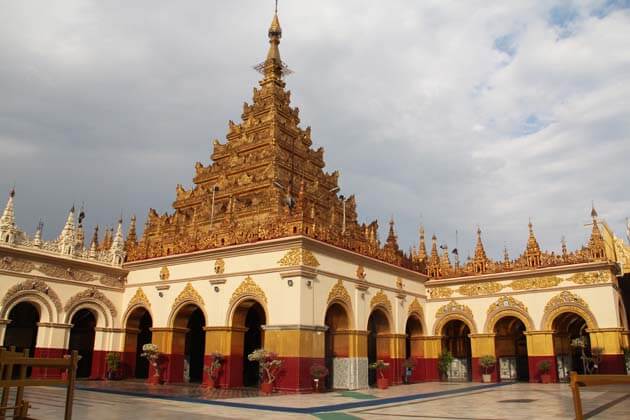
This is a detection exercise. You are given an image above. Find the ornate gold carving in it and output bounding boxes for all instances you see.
[327,279,351,308]
[37,263,96,282]
[356,265,366,280]
[408,298,423,317]
[230,276,267,305]
[509,276,562,291]
[436,300,473,319]
[65,287,117,318]
[127,287,151,309]
[1,279,62,314]
[370,289,392,314]
[159,266,170,281]
[569,271,609,285]
[396,277,404,289]
[458,282,503,296]
[214,258,225,274]
[428,287,453,299]
[173,282,204,308]
[277,248,320,267]
[487,296,527,315]
[544,291,589,313]
[98,274,124,288]
[0,256,35,273]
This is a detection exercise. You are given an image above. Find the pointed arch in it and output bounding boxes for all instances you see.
[434,301,477,335]
[484,296,534,333]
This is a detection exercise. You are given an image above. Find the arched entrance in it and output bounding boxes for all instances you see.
[441,319,472,381]
[123,307,152,379]
[367,308,390,386]
[494,316,528,381]
[173,304,205,383]
[324,303,350,389]
[232,300,266,387]
[69,309,96,378]
[552,312,592,381]
[404,315,423,383]
[4,302,39,376]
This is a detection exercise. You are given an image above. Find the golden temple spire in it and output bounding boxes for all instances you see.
[126,215,137,247]
[417,225,427,263]
[254,3,291,81]
[525,219,542,267]
[587,205,606,260]
[472,227,488,273]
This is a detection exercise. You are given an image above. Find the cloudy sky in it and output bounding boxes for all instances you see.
[1,0,629,260]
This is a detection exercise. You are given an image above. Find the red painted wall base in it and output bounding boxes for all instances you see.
[31,348,66,379]
[528,356,557,383]
[598,354,626,374]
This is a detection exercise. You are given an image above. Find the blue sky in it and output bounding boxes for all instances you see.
[1,0,629,261]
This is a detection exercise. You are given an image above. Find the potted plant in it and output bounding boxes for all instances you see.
[479,355,496,383]
[403,358,416,384]
[204,352,223,389]
[247,349,283,394]
[310,364,329,392]
[106,352,121,380]
[369,360,390,389]
[141,343,162,385]
[538,360,552,384]
[438,350,454,381]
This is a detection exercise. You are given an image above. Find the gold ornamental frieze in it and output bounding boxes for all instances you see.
[1,279,62,314]
[486,296,527,315]
[509,275,563,291]
[327,279,352,308]
[214,258,225,274]
[569,271,609,285]
[64,287,117,318]
[277,248,320,268]
[173,282,205,309]
[436,300,473,319]
[428,287,453,299]
[458,281,503,297]
[230,276,268,305]
[356,265,367,280]
[0,256,35,273]
[541,290,598,330]
[159,266,170,280]
[396,277,404,289]
[544,290,589,313]
[127,287,151,310]
[37,263,96,283]
[370,289,392,314]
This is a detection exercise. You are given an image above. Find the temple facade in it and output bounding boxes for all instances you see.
[1,10,629,392]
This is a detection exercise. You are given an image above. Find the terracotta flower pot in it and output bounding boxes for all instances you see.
[260,382,274,394]
[377,377,389,389]
[540,374,551,384]
[147,374,162,385]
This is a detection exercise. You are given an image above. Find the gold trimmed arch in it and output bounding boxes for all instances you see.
[370,289,392,314]
[484,296,534,332]
[406,298,426,334]
[226,276,269,326]
[64,287,117,327]
[168,283,207,327]
[122,288,153,327]
[434,300,477,335]
[1,279,61,323]
[541,291,598,330]
[326,280,354,329]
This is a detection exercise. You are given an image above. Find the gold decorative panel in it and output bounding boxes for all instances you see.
[172,282,204,309]
[278,248,320,267]
[214,258,225,274]
[428,287,453,299]
[408,298,423,317]
[327,279,352,308]
[159,266,170,281]
[0,256,35,273]
[458,282,503,296]
[486,295,527,314]
[569,271,609,285]
[509,276,562,291]
[435,300,473,319]
[356,265,366,280]
[65,287,117,318]
[230,276,268,305]
[127,287,151,309]
[370,289,392,314]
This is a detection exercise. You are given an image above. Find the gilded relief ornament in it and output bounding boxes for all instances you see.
[1,279,62,314]
[458,282,503,297]
[356,265,366,281]
[435,300,473,319]
[172,282,204,309]
[0,256,35,273]
[408,298,424,317]
[277,248,320,267]
[544,290,589,313]
[509,276,562,291]
[486,296,527,315]
[127,287,151,309]
[428,287,453,299]
[230,276,268,305]
[64,287,117,318]
[214,258,225,274]
[569,271,609,285]
[396,277,404,289]
[327,279,352,308]
[370,289,392,314]
[159,266,170,281]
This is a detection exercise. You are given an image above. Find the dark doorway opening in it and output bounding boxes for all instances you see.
[134,311,152,379]
[242,302,266,387]
[185,308,205,383]
[69,309,96,378]
[4,302,39,377]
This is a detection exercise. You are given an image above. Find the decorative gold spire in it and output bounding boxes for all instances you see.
[126,215,137,247]
[472,227,489,273]
[89,225,99,259]
[0,188,17,244]
[385,217,399,251]
[439,244,452,275]
[587,205,606,260]
[524,219,542,267]
[254,6,291,81]
[416,225,427,263]
[427,234,441,277]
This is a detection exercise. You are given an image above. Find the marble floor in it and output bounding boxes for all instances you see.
[10,382,630,419]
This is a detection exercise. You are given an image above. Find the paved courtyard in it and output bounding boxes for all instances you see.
[15,381,630,419]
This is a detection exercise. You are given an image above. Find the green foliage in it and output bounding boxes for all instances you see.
[479,355,496,374]
[437,350,454,376]
[537,360,551,374]
[106,352,120,372]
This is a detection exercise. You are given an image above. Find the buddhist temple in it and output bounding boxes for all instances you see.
[1,8,629,393]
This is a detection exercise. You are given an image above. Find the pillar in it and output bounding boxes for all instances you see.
[203,326,245,388]
[327,330,368,389]
[378,333,405,385]
[525,331,557,383]
[0,319,10,344]
[588,328,627,374]
[121,328,140,378]
[408,336,425,382]
[469,333,496,382]
[150,327,187,383]
[31,322,71,379]
[420,336,442,381]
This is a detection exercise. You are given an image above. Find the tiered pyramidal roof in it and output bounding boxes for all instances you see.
[126,12,416,270]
